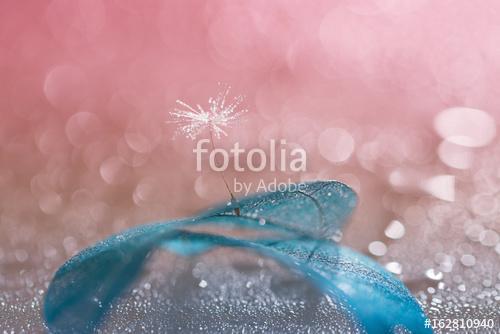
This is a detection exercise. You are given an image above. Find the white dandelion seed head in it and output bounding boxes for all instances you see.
[168,84,247,140]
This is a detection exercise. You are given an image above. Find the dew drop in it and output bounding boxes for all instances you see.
[437,139,473,169]
[38,191,63,215]
[470,193,498,216]
[133,180,156,207]
[465,223,484,242]
[317,128,355,163]
[63,236,78,255]
[425,268,443,281]
[384,220,405,239]
[15,249,29,262]
[434,107,496,148]
[44,65,88,111]
[482,279,492,288]
[420,174,455,202]
[479,229,499,247]
[124,132,152,154]
[385,261,402,275]
[100,156,129,185]
[368,241,387,257]
[65,112,102,148]
[460,254,476,267]
[393,324,411,334]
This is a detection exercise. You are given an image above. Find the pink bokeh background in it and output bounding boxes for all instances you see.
[2,0,500,250]
[1,0,500,299]
[2,1,500,330]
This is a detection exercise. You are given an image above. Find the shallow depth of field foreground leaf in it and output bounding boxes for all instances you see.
[43,181,432,334]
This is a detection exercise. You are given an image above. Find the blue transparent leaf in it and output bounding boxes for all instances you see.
[43,181,431,333]
[201,180,357,239]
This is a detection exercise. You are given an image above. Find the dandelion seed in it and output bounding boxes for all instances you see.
[168,84,247,140]
[168,83,246,215]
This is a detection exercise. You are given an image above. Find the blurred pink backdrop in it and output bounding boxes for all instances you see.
[2,0,500,243]
[1,1,500,330]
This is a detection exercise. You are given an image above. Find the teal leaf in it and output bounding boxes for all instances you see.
[43,181,431,333]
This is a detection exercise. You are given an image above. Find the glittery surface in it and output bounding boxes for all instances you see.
[1,1,499,333]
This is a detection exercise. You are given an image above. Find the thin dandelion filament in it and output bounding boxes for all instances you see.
[168,84,246,214]
[208,127,240,216]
